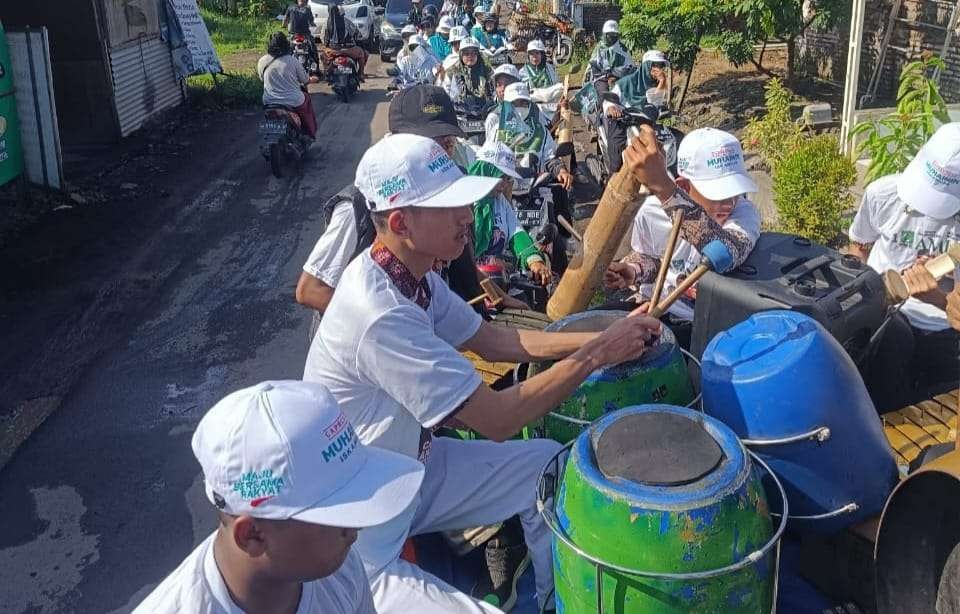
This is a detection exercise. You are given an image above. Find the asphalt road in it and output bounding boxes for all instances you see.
[0,59,392,613]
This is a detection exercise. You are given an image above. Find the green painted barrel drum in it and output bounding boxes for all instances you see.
[531,311,695,443]
[549,405,776,613]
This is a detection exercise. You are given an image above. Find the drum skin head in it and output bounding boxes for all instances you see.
[594,411,722,486]
[876,452,960,614]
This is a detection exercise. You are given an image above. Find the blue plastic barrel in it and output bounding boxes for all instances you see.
[701,310,899,533]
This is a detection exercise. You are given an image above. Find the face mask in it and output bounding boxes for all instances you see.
[515,106,530,120]
[604,34,619,46]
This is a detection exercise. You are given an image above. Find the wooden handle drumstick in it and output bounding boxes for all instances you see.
[649,209,684,309]
[883,244,960,302]
[468,279,505,306]
[649,262,711,319]
[557,215,583,243]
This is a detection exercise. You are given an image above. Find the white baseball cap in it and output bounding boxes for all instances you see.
[504,82,531,102]
[401,24,418,37]
[355,133,499,211]
[642,49,669,66]
[438,15,455,33]
[449,26,468,43]
[409,33,427,47]
[477,141,522,178]
[897,122,960,219]
[527,39,547,54]
[192,381,424,528]
[493,63,521,82]
[459,36,481,52]
[676,128,758,200]
[602,20,619,34]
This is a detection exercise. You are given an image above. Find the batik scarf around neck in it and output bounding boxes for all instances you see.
[371,241,432,310]
[524,62,554,89]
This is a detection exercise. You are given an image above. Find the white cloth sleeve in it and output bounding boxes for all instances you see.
[848,186,881,244]
[601,83,622,113]
[357,306,482,428]
[302,201,359,287]
[428,274,484,346]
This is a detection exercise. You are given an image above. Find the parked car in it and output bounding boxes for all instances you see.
[308,0,382,51]
[378,0,442,62]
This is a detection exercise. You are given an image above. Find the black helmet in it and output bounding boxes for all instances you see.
[423,4,440,19]
[267,31,291,57]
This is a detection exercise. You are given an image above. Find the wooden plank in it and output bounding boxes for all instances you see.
[907,403,957,443]
[890,420,939,450]
[883,425,923,463]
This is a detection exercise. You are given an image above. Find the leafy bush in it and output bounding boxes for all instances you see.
[201,7,279,57]
[742,78,801,170]
[850,56,951,185]
[773,134,857,245]
[187,73,263,109]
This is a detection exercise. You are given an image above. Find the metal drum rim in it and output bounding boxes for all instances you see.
[571,404,749,509]
[536,442,789,581]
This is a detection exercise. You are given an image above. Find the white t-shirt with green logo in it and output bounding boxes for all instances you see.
[848,173,960,331]
[133,533,375,613]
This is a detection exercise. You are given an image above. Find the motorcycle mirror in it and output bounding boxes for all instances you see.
[555,141,574,157]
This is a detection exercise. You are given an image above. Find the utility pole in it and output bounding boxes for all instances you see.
[839,0,866,156]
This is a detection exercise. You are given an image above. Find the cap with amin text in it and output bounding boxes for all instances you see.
[897,122,960,220]
[676,128,758,201]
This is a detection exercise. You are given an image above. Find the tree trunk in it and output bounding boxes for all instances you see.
[228,0,238,15]
[786,36,796,84]
[676,31,703,115]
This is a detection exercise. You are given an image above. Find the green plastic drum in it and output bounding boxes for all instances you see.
[531,311,694,443]
[548,405,777,613]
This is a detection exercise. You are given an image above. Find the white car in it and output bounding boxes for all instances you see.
[309,0,383,50]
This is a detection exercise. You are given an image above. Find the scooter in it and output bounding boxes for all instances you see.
[326,51,361,103]
[589,92,684,187]
[480,45,512,68]
[454,95,495,146]
[259,105,312,178]
[292,34,319,76]
[511,152,570,276]
[537,14,574,65]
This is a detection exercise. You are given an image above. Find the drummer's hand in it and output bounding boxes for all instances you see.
[604,262,637,289]
[946,286,960,332]
[528,260,552,286]
[634,301,650,313]
[606,106,622,119]
[623,125,675,201]
[556,168,574,191]
[902,259,938,296]
[592,313,661,366]
[684,285,697,300]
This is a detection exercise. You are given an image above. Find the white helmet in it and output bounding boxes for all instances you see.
[459,36,481,52]
[438,15,456,33]
[526,39,547,54]
[401,24,418,38]
[409,34,428,48]
[493,63,521,82]
[449,25,469,43]
[504,82,531,102]
[642,49,669,66]
[473,6,486,16]
[602,20,619,34]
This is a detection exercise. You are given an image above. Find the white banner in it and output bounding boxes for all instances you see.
[166,0,222,78]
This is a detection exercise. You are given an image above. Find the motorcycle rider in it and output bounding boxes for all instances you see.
[322,3,368,81]
[442,37,495,105]
[257,32,317,139]
[397,24,419,64]
[282,0,320,71]
[430,15,455,60]
[469,141,552,286]
[585,20,634,97]
[398,34,443,87]
[523,39,558,88]
[408,0,425,27]
[444,25,470,70]
[472,13,508,51]
[441,0,471,27]
[491,63,521,103]
[602,49,668,174]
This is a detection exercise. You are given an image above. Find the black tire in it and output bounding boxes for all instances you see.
[339,86,350,103]
[269,142,284,178]
[555,39,573,65]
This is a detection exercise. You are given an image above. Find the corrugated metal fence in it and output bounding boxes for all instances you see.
[107,35,183,137]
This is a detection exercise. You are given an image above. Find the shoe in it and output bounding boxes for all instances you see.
[471,539,530,612]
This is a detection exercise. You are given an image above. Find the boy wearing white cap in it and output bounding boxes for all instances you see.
[848,122,960,411]
[604,128,760,344]
[133,381,424,613]
[304,133,660,612]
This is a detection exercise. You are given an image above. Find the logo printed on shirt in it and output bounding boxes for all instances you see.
[898,229,915,248]
[232,469,285,506]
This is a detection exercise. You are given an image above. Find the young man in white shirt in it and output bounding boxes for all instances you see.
[603,128,761,347]
[134,381,424,614]
[304,133,660,613]
[847,122,960,412]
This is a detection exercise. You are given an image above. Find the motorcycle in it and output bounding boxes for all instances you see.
[537,14,574,66]
[326,50,361,103]
[511,152,570,277]
[454,95,495,146]
[259,105,312,178]
[477,259,554,312]
[589,89,684,187]
[480,44,512,68]
[292,33,319,76]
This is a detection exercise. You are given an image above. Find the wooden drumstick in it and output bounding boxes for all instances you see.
[468,279,505,306]
[649,262,710,319]
[557,215,583,243]
[649,209,684,309]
